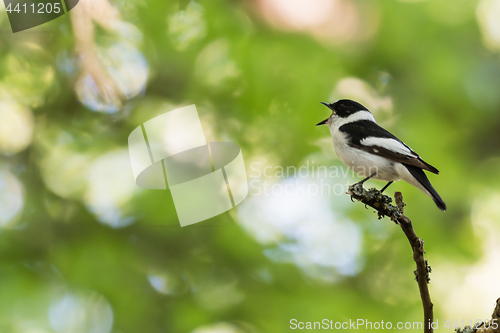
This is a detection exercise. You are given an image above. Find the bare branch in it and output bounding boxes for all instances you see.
[347,184,434,333]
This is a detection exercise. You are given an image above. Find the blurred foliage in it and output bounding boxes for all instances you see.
[1,0,500,332]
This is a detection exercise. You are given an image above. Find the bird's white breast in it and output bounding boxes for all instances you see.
[327,112,402,181]
[332,130,401,181]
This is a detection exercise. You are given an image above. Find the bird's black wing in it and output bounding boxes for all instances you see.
[339,120,439,174]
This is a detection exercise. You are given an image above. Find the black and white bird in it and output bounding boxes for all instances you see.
[317,99,446,211]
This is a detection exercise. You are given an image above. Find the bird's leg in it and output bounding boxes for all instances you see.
[380,181,393,193]
[354,172,377,186]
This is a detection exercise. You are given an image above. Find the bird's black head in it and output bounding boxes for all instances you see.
[321,99,370,118]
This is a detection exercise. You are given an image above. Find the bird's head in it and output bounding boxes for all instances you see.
[316,99,371,126]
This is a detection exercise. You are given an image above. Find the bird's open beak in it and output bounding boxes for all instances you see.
[317,102,332,125]
[316,118,328,126]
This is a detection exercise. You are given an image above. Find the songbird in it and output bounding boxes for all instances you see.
[317,99,446,211]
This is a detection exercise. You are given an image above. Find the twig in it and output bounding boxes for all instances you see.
[347,183,434,333]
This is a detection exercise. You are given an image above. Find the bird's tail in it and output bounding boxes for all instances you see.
[404,164,446,211]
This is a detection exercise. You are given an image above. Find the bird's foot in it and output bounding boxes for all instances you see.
[347,182,366,196]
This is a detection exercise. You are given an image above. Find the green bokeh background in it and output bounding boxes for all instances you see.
[0,0,499,332]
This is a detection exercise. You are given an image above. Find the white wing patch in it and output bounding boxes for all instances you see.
[360,137,416,157]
